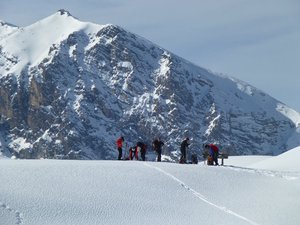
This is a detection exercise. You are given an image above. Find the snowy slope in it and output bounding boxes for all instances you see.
[0,10,300,159]
[0,155,299,225]
[249,146,300,171]
[0,20,18,40]
[0,10,103,75]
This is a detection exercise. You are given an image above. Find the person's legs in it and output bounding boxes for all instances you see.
[157,150,161,162]
[118,147,122,160]
[183,150,186,163]
[141,151,146,161]
[213,152,219,165]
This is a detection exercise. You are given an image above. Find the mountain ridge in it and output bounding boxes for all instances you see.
[0,10,299,159]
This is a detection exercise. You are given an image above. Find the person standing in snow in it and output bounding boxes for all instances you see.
[180,137,190,163]
[116,136,124,160]
[152,138,164,162]
[136,141,147,161]
[204,144,219,165]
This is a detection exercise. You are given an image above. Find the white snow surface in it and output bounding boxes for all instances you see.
[0,21,18,40]
[0,148,300,225]
[249,146,300,172]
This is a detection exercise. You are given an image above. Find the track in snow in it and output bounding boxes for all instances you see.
[144,163,260,225]
[224,165,300,180]
[0,201,24,224]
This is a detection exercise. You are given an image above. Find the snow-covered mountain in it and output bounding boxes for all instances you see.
[0,20,18,40]
[0,10,300,159]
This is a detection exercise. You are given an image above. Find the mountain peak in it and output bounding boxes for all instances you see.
[0,20,19,39]
[0,20,18,28]
[57,9,73,17]
[39,9,79,23]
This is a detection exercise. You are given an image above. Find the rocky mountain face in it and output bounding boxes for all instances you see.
[0,10,300,160]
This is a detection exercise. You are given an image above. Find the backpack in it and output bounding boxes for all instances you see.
[191,154,198,164]
[207,156,213,165]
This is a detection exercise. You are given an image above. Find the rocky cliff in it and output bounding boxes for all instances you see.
[0,10,299,160]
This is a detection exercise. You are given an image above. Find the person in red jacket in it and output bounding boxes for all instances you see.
[116,136,124,160]
[204,144,219,165]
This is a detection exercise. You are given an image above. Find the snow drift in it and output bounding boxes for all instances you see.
[249,146,300,171]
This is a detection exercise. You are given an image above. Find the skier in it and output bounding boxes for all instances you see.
[137,141,147,161]
[152,138,164,162]
[204,144,219,165]
[116,136,124,160]
[180,137,190,163]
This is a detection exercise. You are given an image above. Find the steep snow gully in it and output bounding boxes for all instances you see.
[144,163,259,225]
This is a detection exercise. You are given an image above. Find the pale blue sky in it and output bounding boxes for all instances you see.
[1,0,300,111]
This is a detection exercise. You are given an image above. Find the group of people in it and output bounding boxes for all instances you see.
[116,136,164,161]
[116,136,220,165]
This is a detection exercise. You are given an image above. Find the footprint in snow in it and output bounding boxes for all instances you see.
[0,201,24,224]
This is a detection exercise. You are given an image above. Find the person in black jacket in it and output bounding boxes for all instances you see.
[180,137,190,163]
[152,138,164,162]
[137,141,147,161]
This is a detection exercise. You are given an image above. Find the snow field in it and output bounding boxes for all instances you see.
[0,149,300,225]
